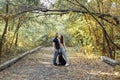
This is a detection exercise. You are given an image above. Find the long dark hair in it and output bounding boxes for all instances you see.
[60,35,64,46]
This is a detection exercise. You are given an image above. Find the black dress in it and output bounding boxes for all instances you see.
[58,51,66,66]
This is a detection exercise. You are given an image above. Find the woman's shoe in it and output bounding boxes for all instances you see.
[65,63,69,66]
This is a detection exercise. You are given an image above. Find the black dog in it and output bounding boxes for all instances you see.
[58,52,66,66]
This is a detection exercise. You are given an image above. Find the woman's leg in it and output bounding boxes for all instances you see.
[61,48,69,64]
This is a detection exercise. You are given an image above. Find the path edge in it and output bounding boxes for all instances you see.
[0,46,42,71]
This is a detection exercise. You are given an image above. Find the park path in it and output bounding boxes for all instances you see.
[0,47,119,80]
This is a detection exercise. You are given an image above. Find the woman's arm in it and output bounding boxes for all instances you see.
[64,41,66,50]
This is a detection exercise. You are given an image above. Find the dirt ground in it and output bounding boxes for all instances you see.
[0,47,120,80]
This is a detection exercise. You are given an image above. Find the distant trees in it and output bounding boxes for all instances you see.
[0,0,45,63]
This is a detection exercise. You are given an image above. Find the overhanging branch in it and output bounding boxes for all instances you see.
[14,8,119,18]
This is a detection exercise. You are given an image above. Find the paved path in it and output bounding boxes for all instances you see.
[0,47,119,80]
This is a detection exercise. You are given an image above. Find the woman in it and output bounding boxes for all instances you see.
[59,35,69,66]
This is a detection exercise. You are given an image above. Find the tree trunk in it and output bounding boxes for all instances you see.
[15,33,18,47]
[101,56,119,66]
[0,19,9,63]
[9,18,21,52]
[0,1,9,63]
[101,22,106,56]
[110,26,115,59]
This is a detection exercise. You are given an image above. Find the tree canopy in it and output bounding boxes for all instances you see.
[0,0,120,63]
